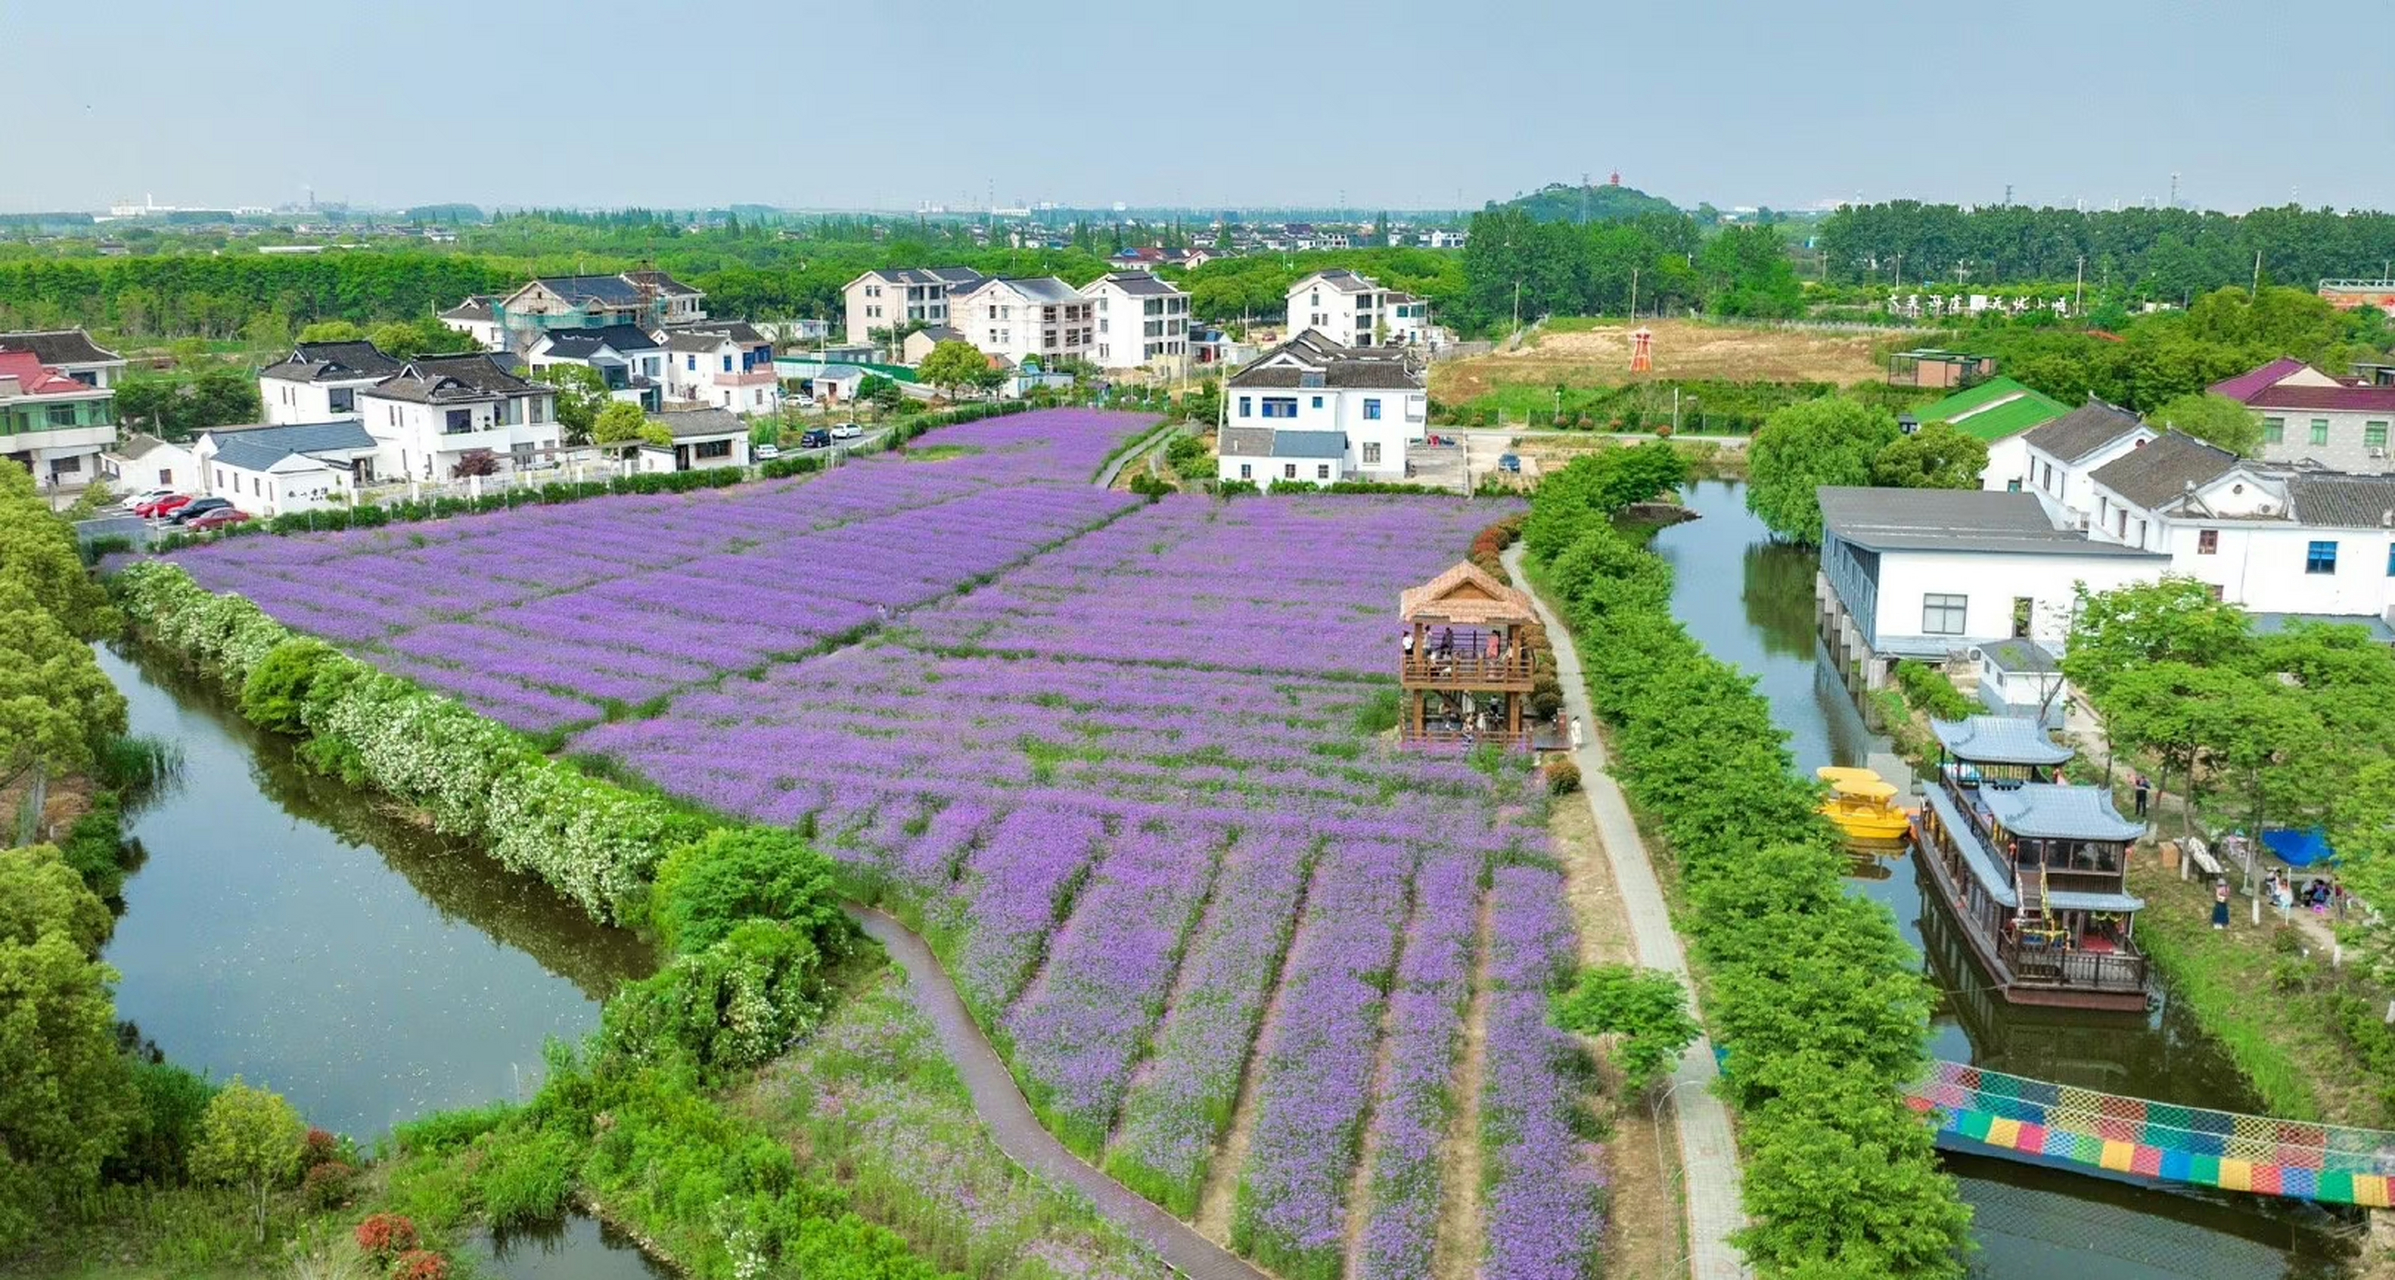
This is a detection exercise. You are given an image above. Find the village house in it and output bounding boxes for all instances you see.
[2018,399,2156,528]
[1215,424,1348,486]
[257,340,405,424]
[356,353,562,481]
[0,328,127,388]
[1910,375,2069,492]
[1284,269,1433,348]
[899,325,968,366]
[0,348,117,488]
[2210,357,2395,475]
[946,277,1094,370]
[1080,271,1191,374]
[660,322,781,414]
[840,267,987,348]
[436,295,503,350]
[487,271,705,350]
[98,434,198,493]
[1814,486,2165,688]
[193,420,383,516]
[629,407,752,473]
[527,325,667,411]
[1222,331,1424,483]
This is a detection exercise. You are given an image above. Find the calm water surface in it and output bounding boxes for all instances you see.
[1652,480,2357,1279]
[97,643,653,1139]
[468,1213,674,1280]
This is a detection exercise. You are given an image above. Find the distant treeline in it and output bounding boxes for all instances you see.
[1819,201,2395,297]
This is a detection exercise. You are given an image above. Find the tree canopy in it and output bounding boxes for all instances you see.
[2148,392,2265,456]
[1870,421,1991,491]
[1745,397,1901,543]
[916,340,988,398]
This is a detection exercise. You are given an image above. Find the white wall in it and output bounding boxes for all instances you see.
[1867,549,2164,654]
[2025,429,2154,525]
[261,377,374,424]
[102,442,197,490]
[359,392,560,481]
[1225,384,1423,480]
[1981,435,2030,492]
[2157,522,2395,616]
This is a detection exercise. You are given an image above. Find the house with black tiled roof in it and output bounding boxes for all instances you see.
[1221,332,1425,485]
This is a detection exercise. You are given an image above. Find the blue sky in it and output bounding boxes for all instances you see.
[14,0,2392,214]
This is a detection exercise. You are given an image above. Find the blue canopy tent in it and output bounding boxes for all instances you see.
[2261,827,2337,868]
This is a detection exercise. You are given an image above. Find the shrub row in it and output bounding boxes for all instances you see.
[1528,498,1970,1277]
[1892,660,1977,722]
[150,467,755,553]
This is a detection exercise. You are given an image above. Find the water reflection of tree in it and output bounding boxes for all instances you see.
[1741,538,1821,661]
[121,647,653,1002]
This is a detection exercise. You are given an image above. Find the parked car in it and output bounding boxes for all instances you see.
[798,428,831,449]
[184,507,252,532]
[120,487,176,511]
[753,443,781,461]
[161,497,233,526]
[135,493,194,519]
[830,422,864,441]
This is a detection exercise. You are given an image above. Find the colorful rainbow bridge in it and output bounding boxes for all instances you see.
[1907,1060,2395,1207]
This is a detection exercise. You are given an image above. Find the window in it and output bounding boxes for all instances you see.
[1363,398,1381,420]
[2311,418,2331,447]
[329,387,354,412]
[2387,544,2395,577]
[1363,442,1382,465]
[1262,397,1298,419]
[686,355,697,371]
[45,404,75,427]
[722,355,734,373]
[694,439,733,460]
[1317,464,1331,480]
[445,409,473,434]
[2369,421,2390,450]
[2006,479,2022,492]
[1239,463,1252,480]
[1922,593,1968,635]
[2041,462,2054,491]
[2307,540,2338,574]
[2197,528,2219,555]
[1310,395,1323,409]
[2264,417,2284,444]
[1283,463,1298,479]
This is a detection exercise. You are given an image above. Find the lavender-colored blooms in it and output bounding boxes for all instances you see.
[1483,866,1607,1280]
[169,412,1595,1276]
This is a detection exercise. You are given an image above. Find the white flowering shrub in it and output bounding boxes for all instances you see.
[486,761,700,921]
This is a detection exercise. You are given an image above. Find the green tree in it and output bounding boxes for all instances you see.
[2060,578,2253,701]
[916,340,988,400]
[857,373,906,411]
[0,845,136,1254]
[590,400,652,446]
[2149,392,2265,456]
[1552,964,1700,1094]
[542,362,613,446]
[1745,397,1899,543]
[1869,421,1990,490]
[294,320,365,343]
[0,580,128,776]
[651,827,850,956]
[0,465,120,639]
[191,1078,307,1241]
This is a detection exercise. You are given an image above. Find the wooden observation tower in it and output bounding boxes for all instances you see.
[1398,561,1537,747]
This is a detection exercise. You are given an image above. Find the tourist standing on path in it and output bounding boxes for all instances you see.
[1569,715,1586,750]
[2133,773,2151,819]
[2212,880,2232,930]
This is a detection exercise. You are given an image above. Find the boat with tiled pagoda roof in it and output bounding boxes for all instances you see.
[1910,715,2150,1012]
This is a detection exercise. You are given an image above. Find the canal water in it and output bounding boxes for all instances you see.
[95,643,654,1139]
[1652,480,2358,1279]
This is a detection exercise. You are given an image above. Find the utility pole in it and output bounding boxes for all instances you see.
[2075,255,2085,316]
[1893,254,1903,293]
[1512,280,1522,333]
[2252,248,2263,298]
[1629,266,1639,320]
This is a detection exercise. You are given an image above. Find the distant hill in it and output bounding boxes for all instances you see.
[1489,182,1681,224]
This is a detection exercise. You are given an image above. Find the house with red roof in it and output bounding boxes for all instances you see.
[0,348,118,489]
[2209,358,2395,474]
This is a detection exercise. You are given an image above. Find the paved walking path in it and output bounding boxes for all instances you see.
[1503,544,1753,1280]
[848,906,1271,1280]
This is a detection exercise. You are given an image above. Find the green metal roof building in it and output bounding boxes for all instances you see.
[1915,376,2069,443]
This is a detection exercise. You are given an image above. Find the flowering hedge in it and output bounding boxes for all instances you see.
[1530,498,1970,1277]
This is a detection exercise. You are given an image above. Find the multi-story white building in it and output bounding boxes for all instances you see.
[947,277,1095,369]
[1284,269,1433,348]
[356,353,562,481]
[2211,358,2395,475]
[0,347,117,487]
[489,272,704,351]
[2018,399,2155,528]
[1221,331,1424,483]
[258,340,405,424]
[841,267,987,348]
[659,322,781,414]
[1080,272,1190,374]
[0,329,127,389]
[528,325,667,410]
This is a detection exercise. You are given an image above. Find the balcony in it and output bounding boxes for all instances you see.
[718,369,778,386]
[1997,935,2148,994]
[1401,654,1534,689]
[0,421,115,455]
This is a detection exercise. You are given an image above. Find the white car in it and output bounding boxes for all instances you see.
[830,423,864,441]
[754,444,782,461]
[121,487,176,511]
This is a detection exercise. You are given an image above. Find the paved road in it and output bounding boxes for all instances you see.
[1503,544,1754,1280]
[848,906,1272,1280]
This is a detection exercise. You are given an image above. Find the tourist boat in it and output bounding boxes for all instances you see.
[1817,766,1913,841]
[1909,716,2150,1012]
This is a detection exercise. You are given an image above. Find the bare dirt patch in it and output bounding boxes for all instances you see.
[1432,318,1886,402]
[1549,795,1684,1280]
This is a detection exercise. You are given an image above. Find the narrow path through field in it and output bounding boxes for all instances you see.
[1430,889,1495,1280]
[850,905,1272,1280]
[1502,544,1753,1280]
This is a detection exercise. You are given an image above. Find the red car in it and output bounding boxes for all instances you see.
[135,493,193,519]
[184,508,251,532]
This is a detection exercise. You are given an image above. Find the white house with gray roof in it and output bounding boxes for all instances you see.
[629,407,751,473]
[192,420,384,515]
[1284,269,1433,348]
[2019,398,2155,528]
[258,340,404,424]
[1224,331,1424,483]
[1080,271,1190,375]
[946,277,1094,370]
[528,325,666,410]
[357,353,561,481]
[842,267,987,349]
[436,295,503,350]
[1815,486,2165,687]
[658,322,780,414]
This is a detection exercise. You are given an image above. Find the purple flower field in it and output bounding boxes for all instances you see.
[170,410,1605,1277]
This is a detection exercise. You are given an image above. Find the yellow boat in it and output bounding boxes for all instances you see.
[1817,766,1913,841]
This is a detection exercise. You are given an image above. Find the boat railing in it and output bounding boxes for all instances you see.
[1998,935,2148,993]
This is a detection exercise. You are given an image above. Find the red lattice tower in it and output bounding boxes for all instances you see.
[1629,326,1653,374]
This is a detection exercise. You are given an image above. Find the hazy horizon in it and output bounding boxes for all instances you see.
[16,0,2394,217]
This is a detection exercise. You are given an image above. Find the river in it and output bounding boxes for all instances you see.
[1652,480,2358,1279]
[95,643,654,1139]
